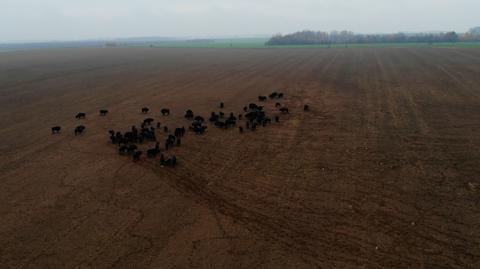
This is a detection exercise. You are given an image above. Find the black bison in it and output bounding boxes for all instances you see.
[226,118,236,127]
[194,116,205,123]
[160,155,177,167]
[275,102,281,107]
[214,121,227,128]
[244,111,263,121]
[258,96,267,102]
[99,109,108,116]
[174,127,185,137]
[161,108,170,116]
[75,112,86,119]
[280,107,289,113]
[220,102,224,108]
[142,107,149,114]
[249,103,258,110]
[278,93,284,98]
[184,109,194,119]
[269,92,278,99]
[304,104,309,111]
[140,128,156,141]
[51,126,61,134]
[118,145,128,155]
[143,118,154,125]
[110,134,116,144]
[168,156,177,167]
[74,125,85,135]
[164,126,168,133]
[168,134,176,142]
[275,116,280,122]
[262,118,272,126]
[133,151,142,161]
[147,143,160,158]
[127,144,138,154]
[156,122,161,128]
[165,137,175,150]
[209,112,219,122]
[243,106,248,112]
[191,125,207,134]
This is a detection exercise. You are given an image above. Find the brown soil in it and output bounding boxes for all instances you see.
[0,48,479,268]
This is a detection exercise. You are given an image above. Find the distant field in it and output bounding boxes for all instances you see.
[2,39,480,52]
[133,38,270,49]
[141,38,480,49]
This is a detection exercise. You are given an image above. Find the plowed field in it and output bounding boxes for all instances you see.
[1,48,479,268]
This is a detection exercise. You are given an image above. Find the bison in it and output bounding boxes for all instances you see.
[141,107,149,114]
[184,109,194,119]
[258,96,267,102]
[161,108,170,116]
[194,116,205,123]
[147,143,160,158]
[191,125,207,134]
[165,138,175,150]
[175,127,185,138]
[143,118,154,125]
[119,145,128,155]
[169,156,177,167]
[215,121,227,128]
[99,109,108,116]
[161,155,177,167]
[127,144,138,153]
[74,125,85,135]
[133,151,142,161]
[209,112,219,122]
[75,112,86,119]
[51,126,61,134]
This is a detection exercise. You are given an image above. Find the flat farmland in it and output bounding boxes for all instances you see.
[0,48,479,268]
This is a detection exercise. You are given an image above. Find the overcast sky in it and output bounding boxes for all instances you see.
[1,0,479,42]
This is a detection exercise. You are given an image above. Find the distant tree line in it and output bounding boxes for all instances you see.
[266,27,480,45]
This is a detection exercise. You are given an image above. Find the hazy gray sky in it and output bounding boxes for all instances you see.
[1,0,479,42]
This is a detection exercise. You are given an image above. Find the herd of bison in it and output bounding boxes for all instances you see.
[51,91,309,167]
